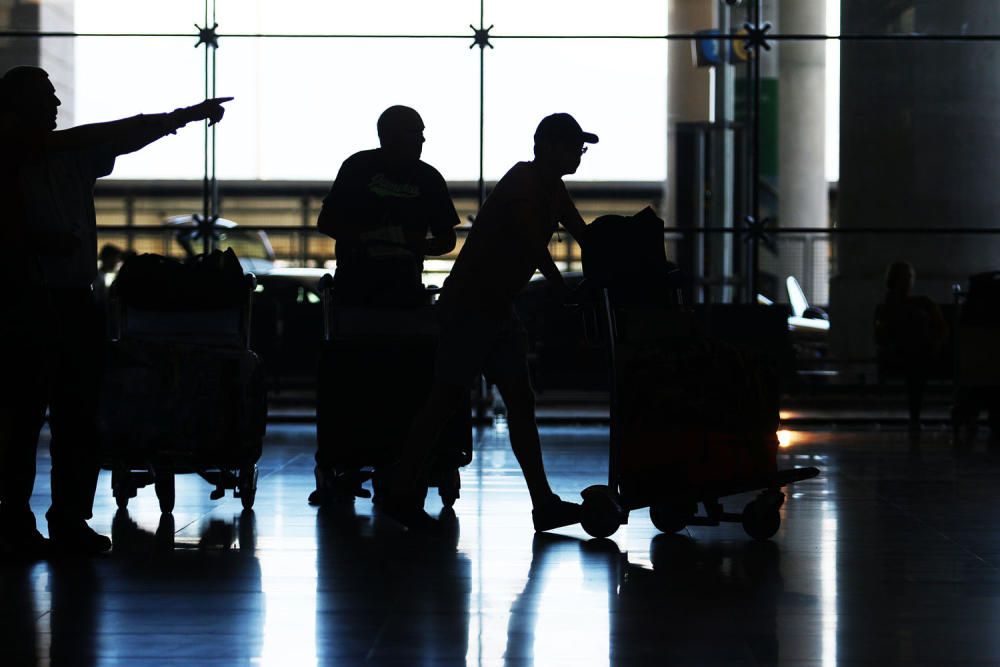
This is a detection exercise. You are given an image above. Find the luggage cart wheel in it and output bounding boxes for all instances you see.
[581,485,624,538]
[741,490,784,541]
[154,472,175,514]
[239,464,259,510]
[438,468,461,508]
[649,499,696,534]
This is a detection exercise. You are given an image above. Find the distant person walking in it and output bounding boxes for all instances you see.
[874,261,948,429]
[0,65,231,558]
[383,113,596,532]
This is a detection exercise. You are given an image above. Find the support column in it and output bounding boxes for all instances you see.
[665,0,715,221]
[778,0,827,302]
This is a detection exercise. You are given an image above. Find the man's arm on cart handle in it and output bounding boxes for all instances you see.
[559,201,589,246]
[508,199,571,300]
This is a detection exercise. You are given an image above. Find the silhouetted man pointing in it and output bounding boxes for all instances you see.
[0,65,231,558]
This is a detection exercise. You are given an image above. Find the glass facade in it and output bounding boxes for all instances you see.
[4,0,1000,369]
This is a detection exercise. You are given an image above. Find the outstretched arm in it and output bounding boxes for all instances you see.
[47,97,232,156]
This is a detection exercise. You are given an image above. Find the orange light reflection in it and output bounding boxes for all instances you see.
[777,429,795,448]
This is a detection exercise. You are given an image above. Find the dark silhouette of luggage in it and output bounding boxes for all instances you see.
[315,274,471,506]
[100,250,266,513]
[582,206,683,307]
[961,271,1000,326]
[574,209,818,540]
[953,272,1000,439]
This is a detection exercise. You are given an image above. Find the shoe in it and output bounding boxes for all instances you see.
[48,520,112,556]
[532,495,582,532]
[309,467,371,506]
[0,526,50,561]
[377,495,441,533]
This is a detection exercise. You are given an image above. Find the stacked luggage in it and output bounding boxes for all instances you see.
[100,249,267,513]
[576,208,818,540]
[315,272,471,506]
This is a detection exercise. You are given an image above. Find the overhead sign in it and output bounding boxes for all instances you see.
[694,29,725,67]
[694,28,752,67]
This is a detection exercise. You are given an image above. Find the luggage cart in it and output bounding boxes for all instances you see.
[316,273,471,506]
[100,259,266,513]
[579,288,819,540]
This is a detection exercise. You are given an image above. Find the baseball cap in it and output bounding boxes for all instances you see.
[534,113,599,146]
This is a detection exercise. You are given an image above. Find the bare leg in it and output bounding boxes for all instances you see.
[493,375,553,507]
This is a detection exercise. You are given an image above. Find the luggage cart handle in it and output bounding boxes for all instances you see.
[319,273,335,342]
[243,273,257,350]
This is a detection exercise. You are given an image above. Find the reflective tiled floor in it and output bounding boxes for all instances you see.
[5,423,1000,665]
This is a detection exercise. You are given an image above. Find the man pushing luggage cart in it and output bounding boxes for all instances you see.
[379,113,599,531]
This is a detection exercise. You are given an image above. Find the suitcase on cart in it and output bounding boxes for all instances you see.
[315,274,472,506]
[100,250,267,513]
[577,210,818,540]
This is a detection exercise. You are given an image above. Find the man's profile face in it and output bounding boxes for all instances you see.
[15,74,60,132]
[554,140,584,176]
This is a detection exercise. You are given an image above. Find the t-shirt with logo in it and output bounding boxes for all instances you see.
[320,148,459,271]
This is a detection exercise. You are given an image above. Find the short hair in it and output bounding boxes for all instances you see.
[377,105,421,143]
[0,66,49,114]
[2,66,49,95]
[99,243,124,265]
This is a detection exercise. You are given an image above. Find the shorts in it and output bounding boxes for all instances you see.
[434,304,530,389]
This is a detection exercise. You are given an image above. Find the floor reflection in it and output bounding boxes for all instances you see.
[501,532,794,666]
[314,504,470,664]
[14,424,1000,664]
[111,510,263,665]
[1,562,45,666]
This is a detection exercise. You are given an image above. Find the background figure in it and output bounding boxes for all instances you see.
[93,242,123,338]
[317,105,458,307]
[0,65,230,558]
[384,113,596,532]
[874,261,948,429]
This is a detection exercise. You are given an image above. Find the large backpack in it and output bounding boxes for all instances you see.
[581,206,681,306]
[115,248,247,312]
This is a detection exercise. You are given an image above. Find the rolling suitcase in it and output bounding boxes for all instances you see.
[315,274,472,506]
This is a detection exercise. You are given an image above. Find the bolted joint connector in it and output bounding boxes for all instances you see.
[470,24,494,50]
[195,22,220,49]
[742,21,773,52]
[743,215,777,253]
